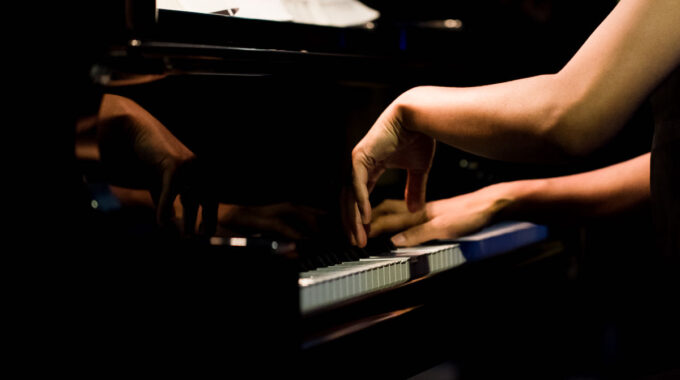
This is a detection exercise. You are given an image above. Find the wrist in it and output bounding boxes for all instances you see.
[393,86,428,133]
[483,179,547,222]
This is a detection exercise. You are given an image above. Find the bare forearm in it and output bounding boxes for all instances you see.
[396,77,565,162]
[495,153,650,223]
[395,0,680,163]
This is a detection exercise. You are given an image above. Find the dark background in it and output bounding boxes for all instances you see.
[22,1,677,378]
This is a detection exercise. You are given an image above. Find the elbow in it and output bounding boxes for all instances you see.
[538,82,602,158]
[538,71,630,159]
[543,112,606,158]
[543,123,599,159]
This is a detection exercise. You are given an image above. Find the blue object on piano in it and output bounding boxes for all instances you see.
[438,221,548,261]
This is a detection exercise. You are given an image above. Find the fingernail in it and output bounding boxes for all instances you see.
[391,234,406,246]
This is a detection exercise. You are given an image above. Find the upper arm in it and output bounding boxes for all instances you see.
[549,0,680,155]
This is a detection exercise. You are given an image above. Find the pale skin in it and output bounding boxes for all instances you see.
[370,153,650,246]
[348,0,680,247]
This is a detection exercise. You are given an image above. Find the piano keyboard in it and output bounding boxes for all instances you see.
[209,222,546,315]
[299,244,464,314]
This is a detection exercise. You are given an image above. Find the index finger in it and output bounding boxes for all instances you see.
[352,156,372,225]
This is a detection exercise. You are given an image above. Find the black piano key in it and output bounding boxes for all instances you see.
[325,250,344,266]
[299,259,314,273]
[364,236,397,256]
[346,246,365,261]
[313,253,331,269]
[295,236,398,273]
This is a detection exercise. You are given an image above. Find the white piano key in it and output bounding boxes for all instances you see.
[438,250,445,271]
[320,280,330,307]
[358,270,367,295]
[346,273,356,299]
[368,267,376,290]
[389,262,398,285]
[445,248,454,268]
[387,262,393,284]
[300,284,310,311]
[300,245,461,313]
[428,252,436,273]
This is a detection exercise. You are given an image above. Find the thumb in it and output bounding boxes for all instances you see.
[390,220,440,247]
[156,168,178,227]
[352,159,372,225]
[405,169,429,213]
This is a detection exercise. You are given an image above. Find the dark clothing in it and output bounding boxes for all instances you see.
[639,65,680,378]
[651,65,680,258]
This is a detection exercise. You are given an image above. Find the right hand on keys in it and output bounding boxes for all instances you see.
[344,98,436,247]
[367,185,510,247]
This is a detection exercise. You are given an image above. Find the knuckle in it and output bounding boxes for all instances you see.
[352,149,378,169]
[429,217,447,232]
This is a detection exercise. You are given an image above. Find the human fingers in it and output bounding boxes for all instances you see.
[405,168,429,213]
[354,202,367,247]
[390,219,443,247]
[369,209,427,238]
[351,156,373,225]
[372,199,409,219]
[156,168,179,228]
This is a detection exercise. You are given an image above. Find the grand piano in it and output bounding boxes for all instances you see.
[62,1,661,378]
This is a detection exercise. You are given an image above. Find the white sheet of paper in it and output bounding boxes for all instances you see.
[159,0,379,27]
[157,0,184,11]
[280,0,379,27]
[158,0,239,13]
[236,0,293,22]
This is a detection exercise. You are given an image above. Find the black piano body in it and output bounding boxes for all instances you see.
[60,2,673,379]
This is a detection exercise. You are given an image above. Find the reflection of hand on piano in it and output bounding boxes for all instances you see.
[106,185,326,239]
[216,203,326,240]
[97,94,218,235]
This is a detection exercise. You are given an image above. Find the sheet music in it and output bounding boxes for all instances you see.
[157,0,183,11]
[279,0,379,27]
[158,0,380,27]
[236,0,294,22]
[158,0,239,13]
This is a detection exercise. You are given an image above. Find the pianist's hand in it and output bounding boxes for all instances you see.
[368,184,513,246]
[346,100,436,247]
